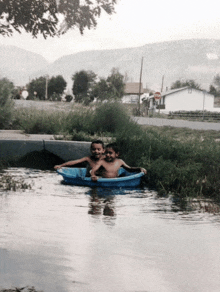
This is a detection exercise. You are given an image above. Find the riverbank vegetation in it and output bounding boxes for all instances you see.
[0,287,42,292]
[0,174,32,191]
[1,98,220,203]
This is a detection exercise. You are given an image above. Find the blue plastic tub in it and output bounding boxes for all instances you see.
[57,167,144,188]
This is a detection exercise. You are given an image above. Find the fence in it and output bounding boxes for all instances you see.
[168,111,220,120]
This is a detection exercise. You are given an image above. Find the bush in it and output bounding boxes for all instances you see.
[65,94,73,102]
[0,78,14,129]
[63,108,95,134]
[92,101,138,134]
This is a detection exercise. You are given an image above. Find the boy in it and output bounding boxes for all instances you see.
[54,140,105,176]
[90,142,147,181]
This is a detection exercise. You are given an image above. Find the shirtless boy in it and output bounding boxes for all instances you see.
[54,140,105,175]
[90,142,147,181]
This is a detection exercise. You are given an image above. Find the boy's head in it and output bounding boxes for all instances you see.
[91,140,104,149]
[90,140,105,159]
[105,142,119,162]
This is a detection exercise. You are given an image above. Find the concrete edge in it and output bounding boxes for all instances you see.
[0,139,91,161]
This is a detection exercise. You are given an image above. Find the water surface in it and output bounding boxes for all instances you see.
[0,168,220,292]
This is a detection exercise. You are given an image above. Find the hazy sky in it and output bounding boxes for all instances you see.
[0,0,220,62]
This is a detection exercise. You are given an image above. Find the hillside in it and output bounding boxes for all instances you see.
[32,39,220,91]
[0,45,49,86]
[1,39,220,90]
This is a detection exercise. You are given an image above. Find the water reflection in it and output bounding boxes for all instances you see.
[87,188,115,216]
[148,192,220,224]
[86,187,146,218]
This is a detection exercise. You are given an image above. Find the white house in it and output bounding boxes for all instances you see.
[146,87,220,114]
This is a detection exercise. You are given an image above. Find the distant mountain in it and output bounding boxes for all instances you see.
[0,45,49,85]
[2,39,220,90]
[34,39,220,91]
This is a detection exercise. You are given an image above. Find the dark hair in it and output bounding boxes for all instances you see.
[91,140,104,149]
[105,142,119,154]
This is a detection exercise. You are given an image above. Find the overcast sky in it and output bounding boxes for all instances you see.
[0,0,220,62]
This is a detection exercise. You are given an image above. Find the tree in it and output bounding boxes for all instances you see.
[0,0,117,38]
[209,85,218,96]
[0,78,14,128]
[91,78,110,101]
[11,86,22,99]
[106,68,125,99]
[171,79,201,90]
[72,70,97,104]
[213,74,220,89]
[91,68,125,101]
[48,75,67,100]
[209,75,220,97]
[27,76,47,100]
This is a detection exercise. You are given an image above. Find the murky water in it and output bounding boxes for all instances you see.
[1,168,220,292]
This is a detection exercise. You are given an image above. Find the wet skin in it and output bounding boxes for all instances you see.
[54,143,105,170]
[91,147,147,181]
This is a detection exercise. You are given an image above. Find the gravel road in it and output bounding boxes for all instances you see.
[134,117,220,131]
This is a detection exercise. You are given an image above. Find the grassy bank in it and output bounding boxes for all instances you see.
[116,127,220,201]
[1,101,220,202]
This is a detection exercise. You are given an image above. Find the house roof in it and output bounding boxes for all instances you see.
[159,87,189,97]
[144,87,213,100]
[125,82,144,94]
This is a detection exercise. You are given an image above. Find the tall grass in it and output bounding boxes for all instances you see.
[12,108,66,134]
[63,107,95,134]
[11,101,139,137]
[116,128,220,201]
[0,80,14,129]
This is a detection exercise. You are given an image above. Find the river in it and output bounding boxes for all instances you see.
[0,168,220,292]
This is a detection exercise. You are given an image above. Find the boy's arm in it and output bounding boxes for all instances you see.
[90,161,103,181]
[120,160,147,174]
[54,157,89,170]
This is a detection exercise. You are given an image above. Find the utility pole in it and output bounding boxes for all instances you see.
[45,75,49,100]
[161,75,164,93]
[138,57,144,115]
[202,90,206,121]
[159,75,164,114]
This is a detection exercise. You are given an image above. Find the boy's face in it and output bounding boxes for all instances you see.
[105,147,119,162]
[90,143,105,159]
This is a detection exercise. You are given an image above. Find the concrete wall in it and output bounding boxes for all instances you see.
[0,140,91,161]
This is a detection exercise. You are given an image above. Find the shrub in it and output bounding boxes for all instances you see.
[65,94,73,102]
[92,101,138,134]
[63,108,95,134]
[0,78,14,129]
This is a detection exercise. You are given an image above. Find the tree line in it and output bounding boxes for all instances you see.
[170,76,220,97]
[3,73,220,105]
[12,68,126,103]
